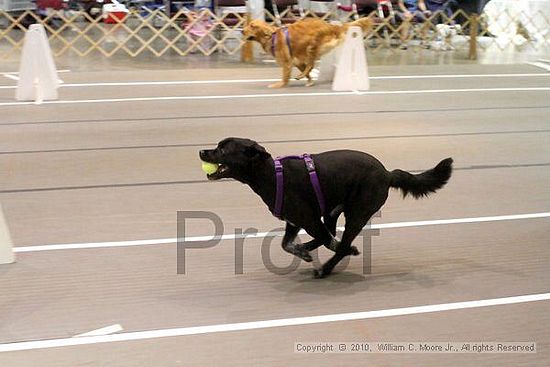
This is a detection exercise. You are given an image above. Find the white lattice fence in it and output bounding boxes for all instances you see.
[0,8,548,59]
[0,8,251,58]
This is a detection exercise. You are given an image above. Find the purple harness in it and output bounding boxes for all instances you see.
[272,154,326,219]
[271,27,292,57]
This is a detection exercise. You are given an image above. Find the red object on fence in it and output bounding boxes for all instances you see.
[103,0,129,23]
[104,12,127,23]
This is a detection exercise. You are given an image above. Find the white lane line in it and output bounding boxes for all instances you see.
[2,73,19,81]
[73,324,123,338]
[1,87,549,107]
[13,212,550,253]
[1,292,549,352]
[371,73,550,79]
[0,73,548,90]
[527,62,550,72]
[0,78,281,89]
[0,69,70,74]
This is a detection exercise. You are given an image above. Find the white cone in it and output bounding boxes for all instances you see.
[0,204,15,265]
[16,24,59,103]
[332,26,370,92]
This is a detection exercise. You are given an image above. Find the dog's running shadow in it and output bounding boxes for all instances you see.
[270,268,440,299]
[274,255,525,299]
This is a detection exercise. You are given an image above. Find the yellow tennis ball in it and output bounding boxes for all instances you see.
[201,161,219,175]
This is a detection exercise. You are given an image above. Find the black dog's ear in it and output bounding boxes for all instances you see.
[245,143,271,161]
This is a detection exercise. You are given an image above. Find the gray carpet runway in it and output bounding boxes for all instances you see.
[0,63,549,366]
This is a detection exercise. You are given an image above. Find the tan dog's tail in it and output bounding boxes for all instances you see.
[348,17,373,35]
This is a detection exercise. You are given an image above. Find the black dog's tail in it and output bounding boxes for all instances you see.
[389,158,453,199]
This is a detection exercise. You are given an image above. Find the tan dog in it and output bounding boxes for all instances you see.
[243,17,372,88]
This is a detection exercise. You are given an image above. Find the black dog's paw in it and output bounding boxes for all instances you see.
[313,268,325,279]
[291,244,313,262]
[296,250,313,263]
[313,268,332,279]
[349,246,361,256]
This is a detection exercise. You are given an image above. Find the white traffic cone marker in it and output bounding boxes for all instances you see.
[332,26,370,92]
[0,204,15,265]
[16,24,59,103]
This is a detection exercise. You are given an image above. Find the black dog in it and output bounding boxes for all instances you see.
[200,137,453,278]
